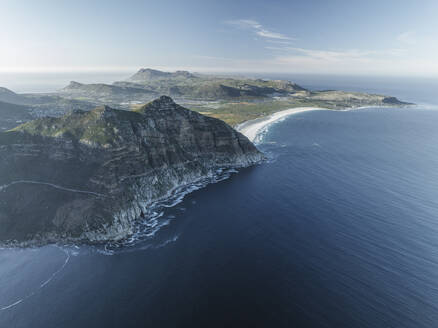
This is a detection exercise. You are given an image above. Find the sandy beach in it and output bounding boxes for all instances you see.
[237,107,326,143]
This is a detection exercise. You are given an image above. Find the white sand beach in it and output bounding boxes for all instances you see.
[237,107,326,143]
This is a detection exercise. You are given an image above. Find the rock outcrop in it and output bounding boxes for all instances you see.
[0,96,263,245]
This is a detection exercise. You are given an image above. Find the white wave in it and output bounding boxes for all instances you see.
[0,246,71,311]
[1,299,24,311]
[40,251,70,288]
[155,235,179,248]
[237,107,326,143]
[1,167,242,255]
[99,168,240,252]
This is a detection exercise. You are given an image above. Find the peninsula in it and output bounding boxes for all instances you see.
[0,69,411,130]
[0,96,262,245]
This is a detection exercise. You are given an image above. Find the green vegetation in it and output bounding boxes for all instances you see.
[2,69,411,133]
[186,94,384,126]
[13,106,143,147]
[124,69,411,126]
[114,69,306,101]
[187,100,317,126]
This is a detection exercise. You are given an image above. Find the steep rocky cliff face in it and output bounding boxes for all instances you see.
[0,96,263,245]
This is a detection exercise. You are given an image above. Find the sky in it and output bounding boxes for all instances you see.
[1,0,438,76]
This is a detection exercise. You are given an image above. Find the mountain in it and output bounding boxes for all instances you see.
[56,69,409,111]
[128,68,196,82]
[114,68,308,100]
[0,87,28,105]
[0,96,263,245]
[0,101,33,130]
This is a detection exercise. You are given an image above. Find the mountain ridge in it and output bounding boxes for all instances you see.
[128,68,197,81]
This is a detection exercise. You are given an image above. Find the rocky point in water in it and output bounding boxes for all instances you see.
[0,96,263,245]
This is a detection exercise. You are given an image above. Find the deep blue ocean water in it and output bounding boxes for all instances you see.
[1,76,438,327]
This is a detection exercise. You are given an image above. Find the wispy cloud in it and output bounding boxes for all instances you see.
[265,46,406,60]
[216,21,436,76]
[266,39,295,45]
[225,19,295,40]
[287,48,372,60]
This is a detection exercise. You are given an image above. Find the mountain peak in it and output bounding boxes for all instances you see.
[137,68,161,74]
[0,87,17,95]
[128,68,196,82]
[156,95,175,104]
[137,95,178,113]
[0,86,28,105]
[64,81,84,90]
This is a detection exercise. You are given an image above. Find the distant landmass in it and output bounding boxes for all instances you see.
[0,96,262,245]
[0,86,95,119]
[128,68,196,81]
[117,68,307,99]
[0,68,412,128]
[59,81,156,104]
[0,87,29,105]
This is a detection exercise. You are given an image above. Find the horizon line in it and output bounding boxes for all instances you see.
[2,66,438,79]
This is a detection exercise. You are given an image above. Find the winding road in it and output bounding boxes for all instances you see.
[0,180,106,197]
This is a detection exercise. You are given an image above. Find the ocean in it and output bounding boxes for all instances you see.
[1,75,438,327]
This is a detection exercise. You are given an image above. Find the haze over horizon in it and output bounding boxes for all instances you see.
[2,0,438,77]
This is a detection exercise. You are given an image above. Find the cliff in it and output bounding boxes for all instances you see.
[0,96,263,245]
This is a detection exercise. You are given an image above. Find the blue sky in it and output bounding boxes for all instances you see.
[1,0,437,76]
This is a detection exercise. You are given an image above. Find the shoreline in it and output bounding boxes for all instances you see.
[236,104,411,143]
[237,107,327,143]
